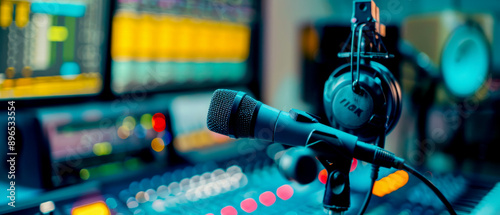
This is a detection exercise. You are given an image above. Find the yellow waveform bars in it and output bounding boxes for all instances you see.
[0,0,30,28]
[15,1,30,28]
[0,0,13,28]
[373,170,409,197]
[111,12,251,62]
[0,72,101,99]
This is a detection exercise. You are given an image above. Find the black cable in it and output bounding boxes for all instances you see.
[358,133,384,215]
[403,163,457,215]
[358,165,378,215]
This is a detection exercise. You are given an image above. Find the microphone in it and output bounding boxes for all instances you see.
[207,89,404,169]
[206,89,457,215]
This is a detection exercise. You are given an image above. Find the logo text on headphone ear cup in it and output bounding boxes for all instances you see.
[332,86,373,129]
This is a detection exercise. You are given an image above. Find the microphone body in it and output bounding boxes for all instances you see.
[254,103,357,155]
[207,89,403,169]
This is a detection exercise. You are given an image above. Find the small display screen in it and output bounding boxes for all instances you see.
[38,102,172,187]
[0,0,108,99]
[111,0,257,93]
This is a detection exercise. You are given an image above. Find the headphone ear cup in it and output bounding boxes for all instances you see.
[324,63,380,142]
[323,62,402,142]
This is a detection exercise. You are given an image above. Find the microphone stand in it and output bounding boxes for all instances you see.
[320,0,393,212]
[282,2,396,213]
[305,115,389,214]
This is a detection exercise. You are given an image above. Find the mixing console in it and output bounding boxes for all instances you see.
[2,148,499,215]
[85,157,500,215]
[106,159,498,215]
[105,155,327,215]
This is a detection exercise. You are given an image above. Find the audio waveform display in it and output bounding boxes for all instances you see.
[111,0,256,93]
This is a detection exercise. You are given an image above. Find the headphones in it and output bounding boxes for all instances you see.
[323,61,402,142]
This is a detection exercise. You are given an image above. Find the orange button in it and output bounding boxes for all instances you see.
[72,201,110,215]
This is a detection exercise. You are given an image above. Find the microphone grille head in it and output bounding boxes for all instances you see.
[207,89,259,138]
[207,89,237,136]
[235,93,258,137]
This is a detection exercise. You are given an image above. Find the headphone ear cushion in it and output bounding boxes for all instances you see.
[371,61,402,134]
[387,70,402,133]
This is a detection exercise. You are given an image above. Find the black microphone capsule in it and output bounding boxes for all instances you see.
[207,89,260,138]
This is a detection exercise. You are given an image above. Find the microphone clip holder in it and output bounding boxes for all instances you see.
[306,131,355,214]
[337,0,394,94]
[303,108,389,214]
[308,141,352,214]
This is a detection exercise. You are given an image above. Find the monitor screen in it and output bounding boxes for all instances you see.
[110,0,257,93]
[0,0,109,99]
